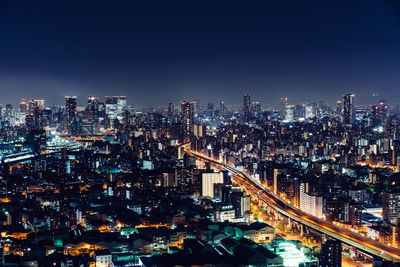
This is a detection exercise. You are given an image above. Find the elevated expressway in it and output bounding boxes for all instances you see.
[185,148,400,262]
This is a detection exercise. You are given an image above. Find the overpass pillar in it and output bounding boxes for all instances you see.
[300,224,304,236]
[321,233,327,243]
[287,217,291,228]
[351,246,356,258]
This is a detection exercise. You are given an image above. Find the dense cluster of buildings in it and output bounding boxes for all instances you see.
[0,93,400,266]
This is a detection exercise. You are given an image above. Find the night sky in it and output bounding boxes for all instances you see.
[0,0,400,108]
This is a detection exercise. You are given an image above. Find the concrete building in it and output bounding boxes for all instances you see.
[202,172,224,198]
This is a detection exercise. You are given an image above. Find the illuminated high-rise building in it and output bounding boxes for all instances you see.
[32,106,44,129]
[251,102,261,117]
[27,99,45,115]
[202,172,224,198]
[371,104,388,128]
[219,101,226,116]
[19,99,28,124]
[335,100,342,117]
[243,93,251,119]
[34,99,45,110]
[181,101,195,140]
[342,93,355,125]
[299,182,323,218]
[86,96,100,132]
[104,96,126,128]
[4,104,14,126]
[295,103,305,120]
[65,96,77,134]
[168,102,175,117]
[284,105,295,122]
[305,105,315,119]
[88,96,99,111]
[281,97,288,117]
[383,192,400,225]
[20,99,28,114]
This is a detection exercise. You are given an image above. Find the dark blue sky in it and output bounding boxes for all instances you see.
[0,0,400,107]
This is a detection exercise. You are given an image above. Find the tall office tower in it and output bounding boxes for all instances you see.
[295,103,305,120]
[4,104,14,126]
[280,97,288,117]
[284,105,295,122]
[342,93,355,125]
[33,99,45,110]
[180,101,195,140]
[97,102,106,129]
[201,172,224,198]
[371,104,388,128]
[219,101,226,116]
[335,100,342,117]
[19,99,28,123]
[122,109,130,127]
[383,192,400,225]
[305,104,315,119]
[20,99,27,114]
[65,96,77,134]
[104,96,127,127]
[42,108,52,127]
[251,102,261,117]
[28,100,35,114]
[80,110,94,134]
[87,96,100,132]
[168,102,175,117]
[319,239,342,267]
[32,106,44,129]
[243,93,251,119]
[87,96,99,113]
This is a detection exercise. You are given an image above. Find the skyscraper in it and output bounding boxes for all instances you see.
[335,100,342,117]
[65,96,77,134]
[243,93,251,119]
[168,102,175,119]
[284,104,295,122]
[342,93,355,125]
[371,104,388,128]
[19,99,27,114]
[104,96,127,128]
[4,104,14,126]
[181,101,195,140]
[281,97,288,117]
[32,106,44,129]
[87,96,100,133]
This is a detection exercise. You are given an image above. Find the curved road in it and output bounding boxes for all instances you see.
[186,148,400,262]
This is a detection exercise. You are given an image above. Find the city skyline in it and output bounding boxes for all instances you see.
[0,92,395,111]
[2,1,400,266]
